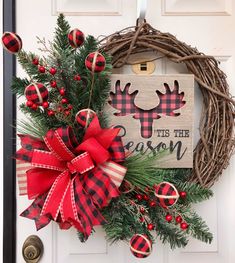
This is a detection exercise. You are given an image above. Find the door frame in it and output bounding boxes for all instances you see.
[3,0,16,263]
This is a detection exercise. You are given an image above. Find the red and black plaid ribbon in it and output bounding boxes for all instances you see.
[16,116,126,238]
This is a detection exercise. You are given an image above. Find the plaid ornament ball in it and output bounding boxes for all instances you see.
[154,182,179,208]
[25,83,49,105]
[130,234,152,258]
[2,32,22,54]
[68,29,85,48]
[75,109,96,128]
[85,52,106,73]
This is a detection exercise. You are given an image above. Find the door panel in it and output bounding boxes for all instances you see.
[16,0,235,262]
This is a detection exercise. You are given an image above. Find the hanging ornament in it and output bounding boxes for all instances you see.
[38,66,46,73]
[1,32,22,54]
[85,52,106,73]
[25,83,49,105]
[75,109,96,127]
[179,191,187,199]
[154,182,179,208]
[49,67,57,75]
[68,29,85,48]
[32,57,39,65]
[130,234,152,258]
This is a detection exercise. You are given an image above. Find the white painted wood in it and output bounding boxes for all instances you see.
[162,0,232,16]
[52,0,123,16]
[14,0,235,262]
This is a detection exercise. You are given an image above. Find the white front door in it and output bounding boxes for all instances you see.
[16,1,235,263]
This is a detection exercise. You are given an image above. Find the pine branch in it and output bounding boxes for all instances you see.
[184,212,213,244]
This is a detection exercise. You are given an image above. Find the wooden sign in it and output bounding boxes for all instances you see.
[107,74,194,168]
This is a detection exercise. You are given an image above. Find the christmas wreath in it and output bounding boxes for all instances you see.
[2,14,218,258]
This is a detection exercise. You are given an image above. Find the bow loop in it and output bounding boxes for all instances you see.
[16,116,127,239]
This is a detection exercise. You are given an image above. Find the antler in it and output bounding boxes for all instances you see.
[156,80,185,116]
[109,80,139,116]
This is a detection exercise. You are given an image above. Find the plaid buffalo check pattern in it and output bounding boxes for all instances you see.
[16,119,126,237]
[109,80,185,138]
[2,32,22,53]
[155,182,179,208]
[25,83,48,105]
[68,29,84,48]
[130,234,152,258]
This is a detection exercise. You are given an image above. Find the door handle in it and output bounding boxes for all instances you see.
[22,235,44,263]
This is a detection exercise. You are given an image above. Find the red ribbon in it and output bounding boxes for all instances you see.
[16,116,126,238]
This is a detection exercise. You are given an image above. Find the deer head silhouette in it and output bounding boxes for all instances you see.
[109,80,186,138]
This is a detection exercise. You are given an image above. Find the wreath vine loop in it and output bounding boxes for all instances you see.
[99,22,235,187]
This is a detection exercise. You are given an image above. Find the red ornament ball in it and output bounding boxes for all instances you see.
[25,83,48,105]
[64,110,71,116]
[61,98,68,104]
[85,52,106,73]
[149,200,157,207]
[67,104,73,110]
[136,194,143,201]
[59,88,66,96]
[175,215,183,224]
[38,66,46,73]
[49,67,57,75]
[165,214,173,222]
[75,109,96,127]
[180,222,189,230]
[154,182,179,208]
[31,104,38,110]
[50,80,57,88]
[47,110,55,116]
[179,191,187,199]
[130,234,152,258]
[68,29,85,48]
[147,224,154,231]
[74,74,81,81]
[2,32,22,54]
[32,58,39,65]
[26,100,33,108]
[143,194,149,201]
[42,101,49,109]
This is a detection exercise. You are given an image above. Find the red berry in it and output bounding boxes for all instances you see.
[47,110,55,116]
[57,106,63,112]
[139,207,145,214]
[64,110,71,116]
[180,222,188,230]
[143,194,149,201]
[136,194,143,201]
[26,100,33,107]
[149,200,156,207]
[42,101,49,109]
[165,214,173,222]
[139,217,144,223]
[31,104,38,110]
[67,104,73,110]
[74,74,81,81]
[49,67,57,75]
[61,98,68,104]
[59,88,65,96]
[175,215,183,224]
[32,58,39,65]
[147,223,154,231]
[50,80,57,88]
[179,191,187,199]
[38,66,45,73]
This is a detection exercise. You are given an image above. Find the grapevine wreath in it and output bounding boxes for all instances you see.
[2,14,235,258]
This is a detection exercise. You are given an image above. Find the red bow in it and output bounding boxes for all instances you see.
[16,116,126,238]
